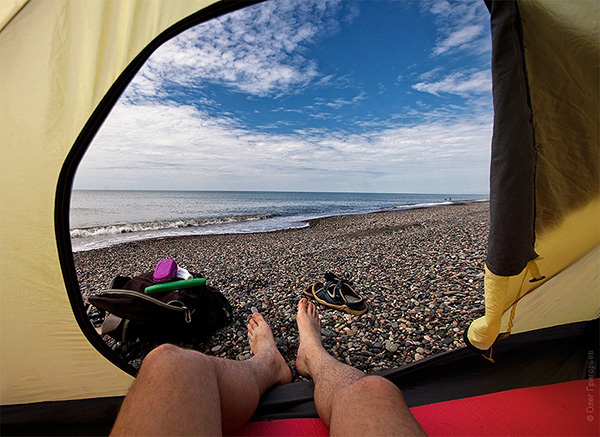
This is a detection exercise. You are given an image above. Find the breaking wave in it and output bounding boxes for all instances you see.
[393,201,452,209]
[70,214,278,239]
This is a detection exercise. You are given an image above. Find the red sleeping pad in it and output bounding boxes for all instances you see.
[231,379,599,436]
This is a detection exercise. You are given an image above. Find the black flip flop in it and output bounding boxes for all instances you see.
[308,272,368,316]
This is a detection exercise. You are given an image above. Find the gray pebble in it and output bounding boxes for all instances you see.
[322,329,336,337]
[385,342,398,353]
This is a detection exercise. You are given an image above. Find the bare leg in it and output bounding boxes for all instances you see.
[296,298,425,436]
[111,313,291,436]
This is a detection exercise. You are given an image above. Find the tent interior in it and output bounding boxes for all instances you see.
[0,0,598,435]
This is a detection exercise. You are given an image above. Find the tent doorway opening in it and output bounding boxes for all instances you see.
[70,0,493,375]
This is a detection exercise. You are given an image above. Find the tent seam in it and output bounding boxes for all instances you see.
[513,0,539,261]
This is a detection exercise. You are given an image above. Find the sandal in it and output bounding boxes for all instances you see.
[306,272,368,316]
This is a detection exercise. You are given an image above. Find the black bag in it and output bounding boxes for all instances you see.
[89,272,233,342]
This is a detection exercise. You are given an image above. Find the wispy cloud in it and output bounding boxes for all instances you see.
[313,91,367,109]
[412,69,491,96]
[421,0,490,57]
[124,0,349,99]
[272,107,306,114]
[433,24,484,55]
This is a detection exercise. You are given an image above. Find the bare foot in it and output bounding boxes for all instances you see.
[247,313,292,385]
[296,298,326,377]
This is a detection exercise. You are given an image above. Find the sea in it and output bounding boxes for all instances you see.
[70,190,487,252]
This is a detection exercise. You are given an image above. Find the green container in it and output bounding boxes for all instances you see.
[144,278,206,294]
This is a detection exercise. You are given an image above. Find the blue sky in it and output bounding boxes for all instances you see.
[75,0,493,194]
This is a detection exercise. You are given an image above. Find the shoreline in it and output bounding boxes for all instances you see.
[76,201,489,375]
[71,199,488,253]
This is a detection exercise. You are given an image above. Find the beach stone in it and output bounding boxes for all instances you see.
[415,353,425,360]
[211,345,221,353]
[250,306,259,314]
[344,328,356,337]
[385,342,398,353]
[416,347,425,354]
[322,329,336,337]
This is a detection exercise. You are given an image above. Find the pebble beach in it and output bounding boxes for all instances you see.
[76,201,489,377]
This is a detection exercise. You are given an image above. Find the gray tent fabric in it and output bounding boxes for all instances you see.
[485,0,538,277]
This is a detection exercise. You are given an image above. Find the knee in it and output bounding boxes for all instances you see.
[140,344,214,377]
[143,343,186,365]
[346,376,403,400]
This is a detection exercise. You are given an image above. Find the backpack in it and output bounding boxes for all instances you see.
[89,272,233,342]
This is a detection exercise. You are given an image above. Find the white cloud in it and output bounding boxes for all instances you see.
[76,100,491,193]
[421,0,490,57]
[313,91,367,109]
[412,70,491,96]
[123,0,347,99]
[433,24,484,55]
[416,67,444,81]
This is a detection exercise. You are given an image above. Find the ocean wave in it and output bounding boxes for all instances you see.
[397,201,452,209]
[70,214,278,238]
[390,199,487,210]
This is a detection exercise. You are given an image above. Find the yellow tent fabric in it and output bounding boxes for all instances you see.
[0,0,216,405]
[467,0,600,351]
[499,244,600,334]
[469,203,600,350]
[0,0,28,31]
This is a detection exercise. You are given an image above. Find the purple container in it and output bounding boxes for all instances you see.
[153,259,177,283]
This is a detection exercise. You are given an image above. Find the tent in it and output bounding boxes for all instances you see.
[1,0,598,434]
